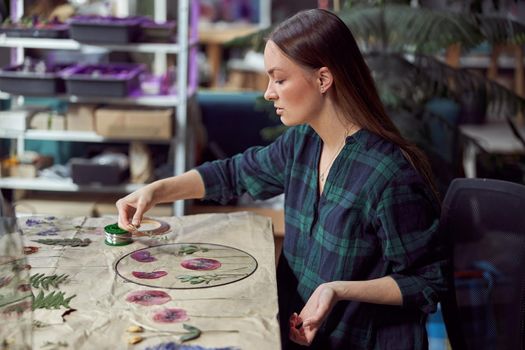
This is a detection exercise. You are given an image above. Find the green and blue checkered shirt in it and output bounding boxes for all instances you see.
[197,125,448,350]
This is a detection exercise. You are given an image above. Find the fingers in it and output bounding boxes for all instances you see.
[289,312,301,328]
[289,326,309,346]
[116,195,147,230]
[131,206,144,227]
[289,313,310,346]
[116,200,133,229]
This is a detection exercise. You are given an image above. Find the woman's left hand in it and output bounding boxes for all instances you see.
[289,282,338,346]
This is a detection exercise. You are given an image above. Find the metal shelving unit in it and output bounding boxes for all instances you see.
[0,0,198,216]
[0,36,199,53]
[0,177,143,193]
[0,130,172,144]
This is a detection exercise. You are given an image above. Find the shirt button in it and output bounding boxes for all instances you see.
[346,136,356,144]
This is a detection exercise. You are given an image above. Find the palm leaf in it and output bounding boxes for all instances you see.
[476,15,525,44]
[365,52,435,109]
[414,54,525,118]
[339,5,483,53]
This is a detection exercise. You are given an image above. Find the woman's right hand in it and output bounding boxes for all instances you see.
[116,170,206,231]
[116,185,157,230]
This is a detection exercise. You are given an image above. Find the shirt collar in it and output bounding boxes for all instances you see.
[345,128,382,151]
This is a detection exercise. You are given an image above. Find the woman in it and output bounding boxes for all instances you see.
[117,9,448,349]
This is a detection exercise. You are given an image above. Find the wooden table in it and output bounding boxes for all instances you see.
[199,24,260,88]
[460,122,525,177]
[3,212,280,349]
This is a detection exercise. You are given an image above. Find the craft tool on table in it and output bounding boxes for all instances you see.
[104,223,133,246]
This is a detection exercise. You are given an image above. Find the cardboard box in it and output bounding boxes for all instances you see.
[66,104,96,131]
[10,164,37,178]
[95,107,173,140]
[0,108,48,133]
[0,160,10,177]
[29,112,66,131]
[50,115,66,131]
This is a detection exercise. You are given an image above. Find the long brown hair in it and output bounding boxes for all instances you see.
[268,8,439,199]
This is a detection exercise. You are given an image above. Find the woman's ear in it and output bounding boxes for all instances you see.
[318,67,333,94]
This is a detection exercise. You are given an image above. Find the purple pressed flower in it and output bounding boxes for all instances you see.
[180,258,221,271]
[152,308,188,323]
[0,275,13,288]
[25,218,44,226]
[145,343,238,350]
[37,228,59,236]
[131,250,157,263]
[132,271,168,279]
[126,290,171,306]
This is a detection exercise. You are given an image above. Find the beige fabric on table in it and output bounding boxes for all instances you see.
[19,212,281,350]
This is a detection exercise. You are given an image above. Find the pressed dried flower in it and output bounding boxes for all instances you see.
[131,250,157,262]
[181,258,221,271]
[132,271,168,279]
[128,335,143,344]
[126,325,144,333]
[152,308,189,323]
[126,290,171,306]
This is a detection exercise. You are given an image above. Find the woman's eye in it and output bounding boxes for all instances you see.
[275,80,284,85]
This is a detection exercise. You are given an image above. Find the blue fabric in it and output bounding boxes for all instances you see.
[426,262,505,350]
[426,304,450,350]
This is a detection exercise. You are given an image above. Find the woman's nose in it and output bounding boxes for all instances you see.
[264,84,276,101]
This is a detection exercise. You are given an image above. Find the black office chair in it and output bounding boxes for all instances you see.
[440,178,525,350]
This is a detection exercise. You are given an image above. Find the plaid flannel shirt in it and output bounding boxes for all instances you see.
[197,125,448,350]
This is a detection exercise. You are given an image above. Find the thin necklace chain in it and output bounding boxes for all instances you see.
[320,131,348,183]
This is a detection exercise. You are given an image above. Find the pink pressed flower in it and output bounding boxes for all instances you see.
[132,271,168,279]
[130,251,157,263]
[126,290,171,306]
[152,308,189,323]
[180,258,221,271]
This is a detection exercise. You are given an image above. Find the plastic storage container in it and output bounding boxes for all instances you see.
[140,20,176,42]
[0,16,69,39]
[69,16,142,44]
[0,24,69,38]
[63,63,144,97]
[70,155,128,186]
[0,62,71,95]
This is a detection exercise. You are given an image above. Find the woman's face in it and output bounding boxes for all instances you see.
[263,40,323,126]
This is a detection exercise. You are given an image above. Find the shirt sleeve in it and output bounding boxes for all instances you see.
[375,173,448,314]
[195,127,292,205]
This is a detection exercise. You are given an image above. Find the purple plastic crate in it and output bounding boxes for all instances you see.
[1,16,69,38]
[69,16,143,44]
[0,63,71,95]
[0,24,69,38]
[140,20,176,42]
[62,63,145,97]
